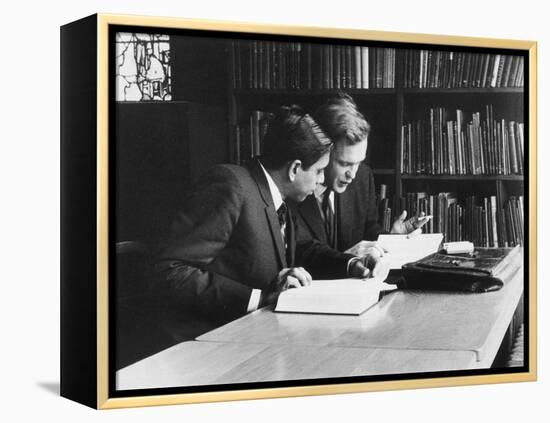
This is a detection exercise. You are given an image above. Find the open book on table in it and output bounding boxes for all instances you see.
[345,234,444,270]
[274,278,398,315]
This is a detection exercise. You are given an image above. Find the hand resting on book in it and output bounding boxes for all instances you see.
[346,241,390,281]
[260,266,312,307]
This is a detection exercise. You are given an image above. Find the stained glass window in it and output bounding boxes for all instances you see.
[115,32,172,101]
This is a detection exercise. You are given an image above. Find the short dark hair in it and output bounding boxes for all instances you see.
[314,92,370,146]
[261,105,332,170]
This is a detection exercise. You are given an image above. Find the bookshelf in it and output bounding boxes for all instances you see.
[227,41,525,247]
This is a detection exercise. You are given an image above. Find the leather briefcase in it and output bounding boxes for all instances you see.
[400,245,522,293]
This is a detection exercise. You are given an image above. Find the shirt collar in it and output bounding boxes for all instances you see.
[259,162,284,211]
[314,184,334,210]
[314,184,328,201]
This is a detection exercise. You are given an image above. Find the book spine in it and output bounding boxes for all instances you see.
[465,196,473,243]
[329,44,335,89]
[429,109,437,174]
[332,45,339,89]
[403,49,409,88]
[507,197,518,246]
[258,41,265,89]
[480,54,490,88]
[501,55,513,88]
[311,44,321,89]
[497,206,508,247]
[465,53,476,88]
[435,51,443,88]
[297,42,303,89]
[447,120,455,175]
[287,42,293,89]
[507,56,519,88]
[490,196,499,247]
[482,201,490,247]
[349,45,356,89]
[271,42,278,89]
[503,120,510,174]
[472,113,481,174]
[466,123,474,175]
[490,54,501,88]
[247,42,253,88]
[252,41,259,89]
[506,207,516,248]
[460,53,469,88]
[426,50,433,88]
[361,47,369,89]
[337,46,345,88]
[299,43,307,89]
[485,54,495,88]
[515,57,524,87]
[422,120,429,174]
[399,125,407,174]
[267,42,273,89]
[495,55,508,88]
[474,53,484,88]
[517,122,524,174]
[376,48,384,88]
[283,43,289,89]
[355,46,362,89]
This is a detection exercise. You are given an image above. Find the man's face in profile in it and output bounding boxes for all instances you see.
[289,152,330,202]
[325,138,368,194]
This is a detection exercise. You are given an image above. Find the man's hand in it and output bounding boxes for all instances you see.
[391,210,431,236]
[345,240,382,257]
[260,267,312,306]
[348,244,390,281]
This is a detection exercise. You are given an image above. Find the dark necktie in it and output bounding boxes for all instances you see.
[277,202,287,228]
[277,202,292,265]
[322,189,336,248]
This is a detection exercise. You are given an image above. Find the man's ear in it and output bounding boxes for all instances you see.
[288,160,302,182]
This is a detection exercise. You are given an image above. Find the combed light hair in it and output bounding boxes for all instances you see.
[314,92,370,146]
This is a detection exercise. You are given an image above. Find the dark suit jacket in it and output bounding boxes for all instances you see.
[155,159,353,337]
[292,163,383,252]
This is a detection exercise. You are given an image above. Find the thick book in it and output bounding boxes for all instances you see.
[274,278,397,315]
[401,245,521,293]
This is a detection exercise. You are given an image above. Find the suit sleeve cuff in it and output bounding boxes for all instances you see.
[246,288,262,313]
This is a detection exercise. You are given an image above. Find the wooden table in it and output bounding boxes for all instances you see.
[197,266,523,367]
[116,340,479,390]
[116,264,523,390]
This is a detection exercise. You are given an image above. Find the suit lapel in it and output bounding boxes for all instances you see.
[298,195,328,244]
[264,207,287,268]
[248,160,287,268]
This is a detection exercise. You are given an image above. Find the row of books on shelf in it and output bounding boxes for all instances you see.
[233,110,273,165]
[378,191,524,247]
[401,51,524,89]
[232,41,395,90]
[401,105,524,175]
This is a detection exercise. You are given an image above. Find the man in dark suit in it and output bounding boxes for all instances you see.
[155,105,377,340]
[293,94,430,261]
